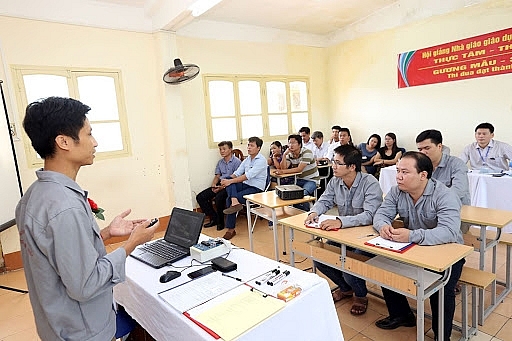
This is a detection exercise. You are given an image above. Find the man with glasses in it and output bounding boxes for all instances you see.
[305,145,383,315]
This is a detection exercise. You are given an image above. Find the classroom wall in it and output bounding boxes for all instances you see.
[326,0,512,154]
[0,16,173,255]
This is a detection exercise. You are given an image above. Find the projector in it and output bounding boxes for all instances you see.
[275,185,304,200]
[190,238,231,263]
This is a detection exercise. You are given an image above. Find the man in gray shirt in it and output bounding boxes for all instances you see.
[373,152,464,341]
[305,145,383,315]
[16,97,158,341]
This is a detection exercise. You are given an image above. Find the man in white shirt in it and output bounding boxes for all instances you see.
[325,125,342,161]
[459,122,512,171]
[311,131,329,161]
[299,126,315,151]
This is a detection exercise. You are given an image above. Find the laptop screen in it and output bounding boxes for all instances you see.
[164,207,205,248]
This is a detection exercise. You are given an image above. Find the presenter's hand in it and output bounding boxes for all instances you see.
[304,212,318,225]
[123,218,159,256]
[320,219,342,231]
[390,227,410,243]
[106,209,146,238]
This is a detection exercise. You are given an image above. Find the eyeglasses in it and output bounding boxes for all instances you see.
[332,160,347,166]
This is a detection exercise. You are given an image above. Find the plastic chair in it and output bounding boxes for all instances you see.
[233,149,244,160]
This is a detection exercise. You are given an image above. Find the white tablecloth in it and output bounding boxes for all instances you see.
[379,166,512,232]
[114,235,343,341]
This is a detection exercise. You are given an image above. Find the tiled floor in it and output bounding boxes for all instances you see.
[1,216,511,340]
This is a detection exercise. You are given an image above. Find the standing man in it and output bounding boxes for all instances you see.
[299,126,315,151]
[221,137,267,240]
[459,122,512,171]
[16,97,158,341]
[276,134,319,207]
[196,141,241,231]
[305,145,382,315]
[373,152,464,341]
[311,130,330,162]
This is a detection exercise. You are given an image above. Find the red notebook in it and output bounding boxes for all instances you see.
[183,312,221,339]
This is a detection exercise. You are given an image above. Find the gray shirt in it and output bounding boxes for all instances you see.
[433,153,470,205]
[373,178,463,245]
[15,170,126,341]
[310,172,383,227]
[215,154,242,179]
[459,139,512,171]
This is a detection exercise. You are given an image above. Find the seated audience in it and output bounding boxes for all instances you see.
[459,122,512,171]
[374,132,403,167]
[268,140,293,187]
[325,125,342,160]
[221,137,267,240]
[276,134,319,210]
[311,130,330,162]
[339,127,354,147]
[196,141,241,231]
[305,145,383,315]
[358,134,381,176]
[299,126,315,151]
[373,152,464,340]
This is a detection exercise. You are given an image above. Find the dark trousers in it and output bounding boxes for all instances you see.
[196,187,227,227]
[381,258,465,339]
[225,183,261,229]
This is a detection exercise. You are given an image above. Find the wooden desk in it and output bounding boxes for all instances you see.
[279,213,473,341]
[243,192,315,261]
[460,205,512,323]
[270,169,301,185]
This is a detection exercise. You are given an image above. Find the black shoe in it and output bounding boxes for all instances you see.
[375,314,416,330]
[216,224,225,231]
[203,221,217,228]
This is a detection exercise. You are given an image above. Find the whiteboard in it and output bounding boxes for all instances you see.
[0,87,22,231]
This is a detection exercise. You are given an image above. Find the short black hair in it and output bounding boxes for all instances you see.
[401,151,433,179]
[475,122,494,133]
[23,96,90,159]
[331,125,342,132]
[218,141,233,149]
[298,127,310,134]
[248,136,263,148]
[312,131,323,139]
[367,134,381,149]
[416,129,443,145]
[288,134,302,147]
[334,144,362,172]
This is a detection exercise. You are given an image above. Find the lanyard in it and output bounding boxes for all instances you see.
[477,146,491,165]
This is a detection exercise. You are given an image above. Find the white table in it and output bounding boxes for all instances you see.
[379,166,512,233]
[114,235,343,341]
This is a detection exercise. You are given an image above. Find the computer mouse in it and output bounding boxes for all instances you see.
[159,270,181,283]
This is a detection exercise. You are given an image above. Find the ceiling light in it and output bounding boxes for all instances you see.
[189,0,222,17]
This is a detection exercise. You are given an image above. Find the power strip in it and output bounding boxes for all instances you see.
[190,239,231,263]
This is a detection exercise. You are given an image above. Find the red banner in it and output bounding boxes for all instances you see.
[398,27,512,88]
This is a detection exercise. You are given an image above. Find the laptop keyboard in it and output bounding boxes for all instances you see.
[142,240,185,259]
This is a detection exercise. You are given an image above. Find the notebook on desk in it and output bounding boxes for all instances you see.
[130,208,205,268]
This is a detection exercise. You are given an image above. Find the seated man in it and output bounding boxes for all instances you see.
[221,136,267,240]
[305,145,383,315]
[325,125,342,161]
[196,141,241,231]
[276,134,319,210]
[373,152,464,341]
[459,122,512,171]
[299,126,315,151]
[311,130,330,162]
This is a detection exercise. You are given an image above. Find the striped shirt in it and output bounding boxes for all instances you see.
[285,147,319,181]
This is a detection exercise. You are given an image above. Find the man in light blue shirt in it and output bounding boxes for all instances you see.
[221,136,267,240]
[373,152,464,340]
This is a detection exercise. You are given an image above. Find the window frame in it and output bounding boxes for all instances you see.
[203,74,311,149]
[11,65,131,167]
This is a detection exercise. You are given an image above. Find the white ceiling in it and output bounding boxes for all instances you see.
[0,0,487,46]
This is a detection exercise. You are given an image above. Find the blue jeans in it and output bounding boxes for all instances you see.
[314,243,373,298]
[294,178,317,211]
[225,182,261,229]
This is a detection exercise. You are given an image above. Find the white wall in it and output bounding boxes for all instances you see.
[326,0,512,153]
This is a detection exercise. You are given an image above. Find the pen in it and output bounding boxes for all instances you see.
[358,234,377,238]
[375,243,394,249]
[255,268,280,285]
[268,270,290,286]
[222,273,242,282]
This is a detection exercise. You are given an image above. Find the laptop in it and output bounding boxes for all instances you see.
[130,208,205,268]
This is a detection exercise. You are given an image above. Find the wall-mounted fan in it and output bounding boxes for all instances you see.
[162,58,200,85]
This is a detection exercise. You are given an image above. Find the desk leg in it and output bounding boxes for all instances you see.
[282,221,287,255]
[478,225,486,325]
[247,201,253,252]
[272,209,279,261]
[289,227,295,267]
[417,268,426,341]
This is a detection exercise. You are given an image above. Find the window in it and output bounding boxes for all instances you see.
[203,75,310,148]
[12,66,130,166]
